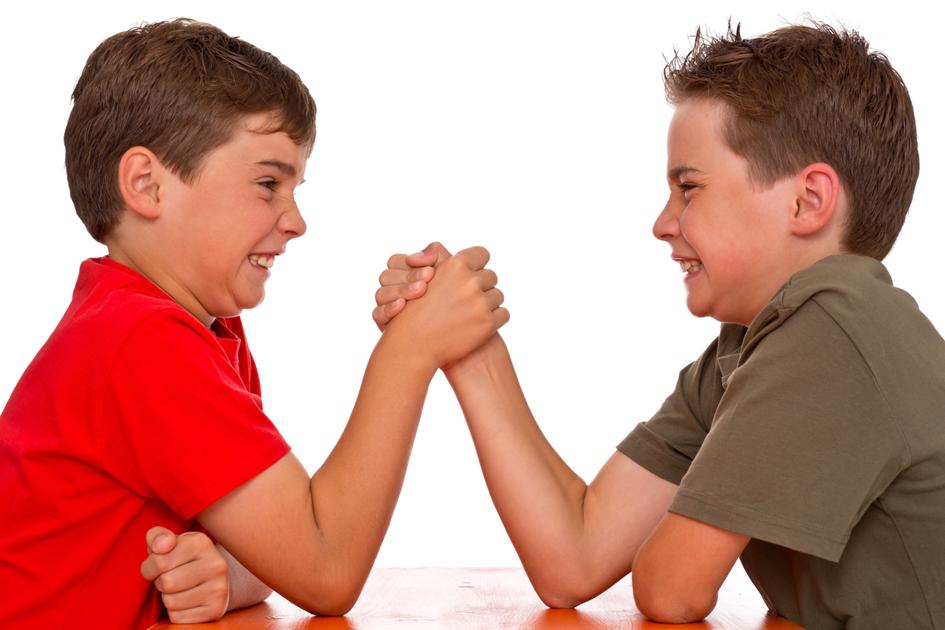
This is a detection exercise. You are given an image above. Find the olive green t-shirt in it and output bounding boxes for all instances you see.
[619,255,945,630]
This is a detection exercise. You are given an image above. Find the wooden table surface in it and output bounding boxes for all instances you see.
[150,568,803,629]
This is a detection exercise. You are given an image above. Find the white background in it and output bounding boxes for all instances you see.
[1,0,942,582]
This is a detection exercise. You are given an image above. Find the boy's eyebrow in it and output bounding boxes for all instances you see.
[255,159,306,185]
[667,165,704,180]
[256,159,297,177]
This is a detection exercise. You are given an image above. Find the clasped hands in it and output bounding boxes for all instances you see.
[372,242,509,367]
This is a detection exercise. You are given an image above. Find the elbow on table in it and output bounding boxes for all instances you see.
[294,572,366,617]
[535,587,583,610]
[631,573,716,624]
[531,570,598,610]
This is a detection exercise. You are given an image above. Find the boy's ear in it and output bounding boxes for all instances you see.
[117,146,165,220]
[789,162,841,237]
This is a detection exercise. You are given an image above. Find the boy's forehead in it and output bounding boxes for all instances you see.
[217,114,310,176]
[666,99,728,177]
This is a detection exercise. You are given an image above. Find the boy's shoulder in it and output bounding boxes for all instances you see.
[736,254,945,431]
[41,258,235,380]
[746,254,926,350]
[70,257,216,338]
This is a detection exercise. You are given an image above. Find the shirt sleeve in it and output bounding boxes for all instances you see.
[670,301,908,561]
[104,311,291,519]
[617,333,729,485]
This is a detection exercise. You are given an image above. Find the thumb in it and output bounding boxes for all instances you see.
[146,526,177,555]
[406,241,452,268]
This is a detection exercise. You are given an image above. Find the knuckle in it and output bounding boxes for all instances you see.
[212,580,230,599]
[151,554,170,574]
[212,599,229,619]
[194,532,212,549]
[211,556,228,576]
[161,591,179,610]
[155,574,174,593]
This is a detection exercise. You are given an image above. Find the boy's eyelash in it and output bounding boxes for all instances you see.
[676,182,697,195]
[258,179,278,191]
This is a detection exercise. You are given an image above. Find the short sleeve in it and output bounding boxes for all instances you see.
[617,333,729,485]
[104,312,291,519]
[671,302,908,561]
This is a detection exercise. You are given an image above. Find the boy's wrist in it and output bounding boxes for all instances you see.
[443,334,508,385]
[376,327,441,379]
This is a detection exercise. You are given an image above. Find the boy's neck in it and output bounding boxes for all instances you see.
[105,241,215,329]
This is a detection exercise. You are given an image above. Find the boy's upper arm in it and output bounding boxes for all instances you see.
[107,312,289,518]
[671,303,904,561]
[632,512,749,622]
[197,452,327,612]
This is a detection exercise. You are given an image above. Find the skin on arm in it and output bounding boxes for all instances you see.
[196,246,507,615]
[444,335,677,607]
[375,246,678,608]
[632,513,749,623]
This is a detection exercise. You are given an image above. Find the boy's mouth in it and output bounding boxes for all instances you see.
[248,254,275,269]
[674,257,703,273]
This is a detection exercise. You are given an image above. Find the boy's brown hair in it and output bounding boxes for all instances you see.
[664,21,918,260]
[65,18,316,243]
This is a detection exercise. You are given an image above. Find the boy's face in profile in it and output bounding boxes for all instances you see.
[653,98,798,327]
[153,113,309,324]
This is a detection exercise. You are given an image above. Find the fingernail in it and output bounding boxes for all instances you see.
[153,534,168,550]
[409,251,425,258]
[409,281,425,291]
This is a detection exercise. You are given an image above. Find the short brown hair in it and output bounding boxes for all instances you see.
[664,21,918,260]
[64,18,316,242]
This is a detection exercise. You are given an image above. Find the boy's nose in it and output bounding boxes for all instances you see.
[652,201,679,242]
[279,200,307,239]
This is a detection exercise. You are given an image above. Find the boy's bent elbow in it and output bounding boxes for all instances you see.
[530,569,598,610]
[535,587,582,610]
[631,571,716,624]
[294,571,366,616]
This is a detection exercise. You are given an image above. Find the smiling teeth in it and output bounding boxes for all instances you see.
[679,260,703,273]
[248,254,274,269]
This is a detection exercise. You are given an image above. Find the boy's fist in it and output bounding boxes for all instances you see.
[373,242,450,331]
[140,526,230,624]
[381,243,507,368]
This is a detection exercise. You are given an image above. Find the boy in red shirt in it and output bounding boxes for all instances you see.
[373,22,943,629]
[0,19,506,628]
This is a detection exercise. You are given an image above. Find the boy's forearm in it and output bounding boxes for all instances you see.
[308,332,436,597]
[444,335,599,603]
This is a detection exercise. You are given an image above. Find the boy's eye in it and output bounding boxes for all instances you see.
[258,179,278,191]
[677,182,697,197]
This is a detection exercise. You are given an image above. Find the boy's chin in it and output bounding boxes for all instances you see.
[685,295,712,319]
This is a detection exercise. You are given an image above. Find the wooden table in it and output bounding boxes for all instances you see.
[150,568,803,629]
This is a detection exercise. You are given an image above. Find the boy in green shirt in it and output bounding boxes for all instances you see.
[375,22,940,629]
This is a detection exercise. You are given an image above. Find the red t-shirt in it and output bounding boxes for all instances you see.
[0,257,290,629]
